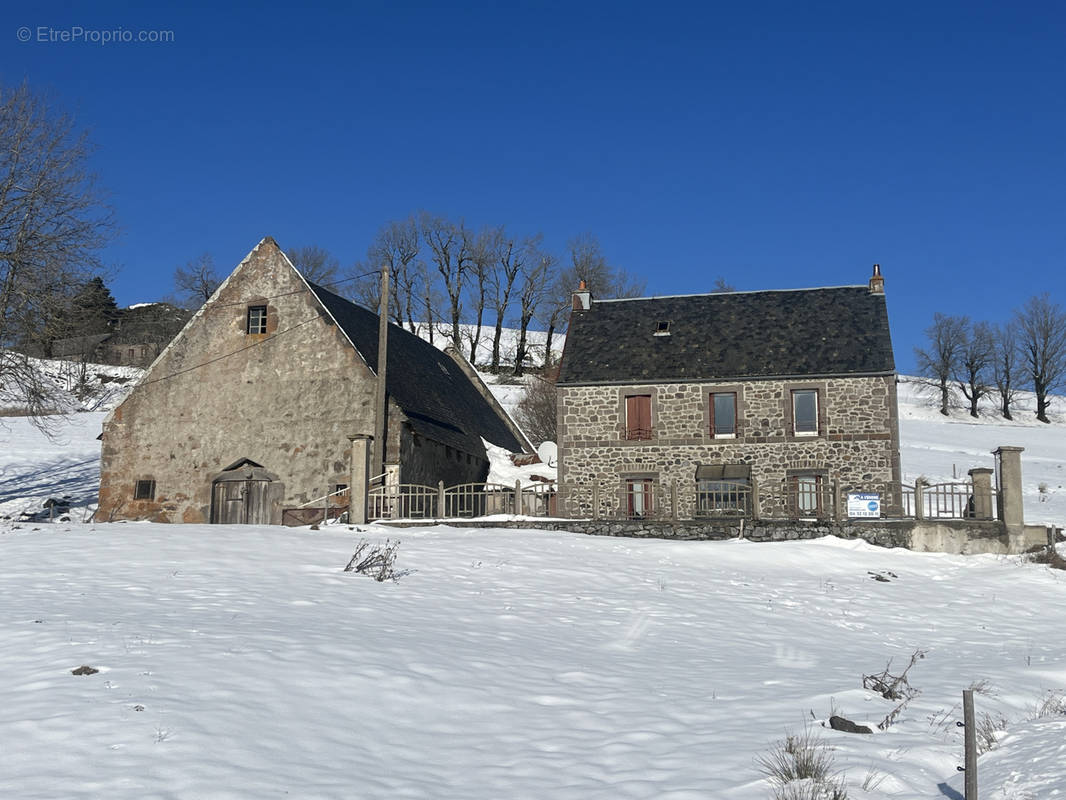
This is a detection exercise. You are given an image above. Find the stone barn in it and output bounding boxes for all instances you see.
[98,237,530,524]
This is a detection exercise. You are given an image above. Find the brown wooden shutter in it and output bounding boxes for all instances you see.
[626,395,651,439]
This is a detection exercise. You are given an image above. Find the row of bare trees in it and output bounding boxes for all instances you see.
[915,295,1066,423]
[170,215,641,376]
[348,214,644,375]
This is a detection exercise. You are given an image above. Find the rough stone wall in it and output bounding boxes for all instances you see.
[558,375,900,518]
[99,240,380,524]
[377,518,1016,555]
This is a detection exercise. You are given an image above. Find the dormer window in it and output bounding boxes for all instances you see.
[246,305,267,334]
[654,320,670,336]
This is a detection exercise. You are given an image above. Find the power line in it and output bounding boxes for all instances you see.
[137,316,320,386]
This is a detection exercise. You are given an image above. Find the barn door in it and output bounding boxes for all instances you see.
[210,458,279,525]
[211,479,273,524]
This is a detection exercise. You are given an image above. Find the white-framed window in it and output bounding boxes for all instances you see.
[246,305,267,334]
[710,392,737,438]
[625,478,654,518]
[792,389,819,436]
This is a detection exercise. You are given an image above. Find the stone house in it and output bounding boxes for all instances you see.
[52,303,190,367]
[98,237,529,524]
[555,267,901,520]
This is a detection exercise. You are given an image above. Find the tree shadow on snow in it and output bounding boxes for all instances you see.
[0,456,99,511]
[937,782,964,800]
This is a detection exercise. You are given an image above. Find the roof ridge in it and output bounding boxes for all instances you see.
[595,285,868,303]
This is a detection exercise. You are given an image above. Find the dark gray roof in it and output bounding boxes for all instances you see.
[558,286,895,385]
[307,282,527,456]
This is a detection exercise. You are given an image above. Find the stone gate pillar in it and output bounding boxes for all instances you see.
[993,446,1025,530]
[348,434,373,525]
[968,467,994,520]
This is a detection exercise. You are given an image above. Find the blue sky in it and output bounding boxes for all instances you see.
[5,1,1065,373]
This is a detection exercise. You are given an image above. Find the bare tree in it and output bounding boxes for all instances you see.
[0,82,114,424]
[354,217,424,331]
[487,231,528,372]
[991,321,1021,420]
[516,367,558,445]
[1015,294,1066,423]
[915,313,968,415]
[463,227,496,365]
[712,277,737,292]
[514,248,554,376]
[286,245,340,286]
[954,321,994,418]
[173,253,222,308]
[420,213,472,351]
[542,233,646,368]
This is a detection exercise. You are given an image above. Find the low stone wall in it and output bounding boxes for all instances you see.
[377,516,1021,555]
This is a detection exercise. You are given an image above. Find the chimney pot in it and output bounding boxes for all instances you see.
[869,263,885,294]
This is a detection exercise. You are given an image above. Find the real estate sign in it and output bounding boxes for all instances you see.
[847,492,881,519]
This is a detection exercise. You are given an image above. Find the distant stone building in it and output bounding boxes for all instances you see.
[52,303,190,368]
[555,267,901,520]
[98,237,529,524]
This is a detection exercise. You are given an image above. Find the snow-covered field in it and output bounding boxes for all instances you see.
[1,376,1065,798]
[1,523,1064,798]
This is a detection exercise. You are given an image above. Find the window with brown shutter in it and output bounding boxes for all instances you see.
[625,394,652,440]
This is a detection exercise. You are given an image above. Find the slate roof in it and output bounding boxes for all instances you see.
[307,282,528,456]
[558,286,895,386]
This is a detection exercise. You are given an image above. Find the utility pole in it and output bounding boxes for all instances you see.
[373,262,390,478]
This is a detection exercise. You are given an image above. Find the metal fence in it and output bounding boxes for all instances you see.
[366,480,557,521]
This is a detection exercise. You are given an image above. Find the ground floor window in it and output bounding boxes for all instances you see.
[695,464,752,515]
[788,471,827,518]
[625,478,654,519]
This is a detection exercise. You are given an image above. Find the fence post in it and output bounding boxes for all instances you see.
[515,479,523,517]
[750,477,760,521]
[323,488,329,526]
[592,483,599,520]
[437,480,445,518]
[671,480,678,521]
[832,478,841,522]
[962,688,978,799]
[914,478,926,521]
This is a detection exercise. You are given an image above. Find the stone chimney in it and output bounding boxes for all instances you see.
[869,264,884,294]
[572,279,591,311]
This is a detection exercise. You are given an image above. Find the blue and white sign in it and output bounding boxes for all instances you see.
[847,492,881,519]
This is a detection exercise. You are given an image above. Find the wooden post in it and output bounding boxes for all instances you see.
[373,263,390,477]
[323,487,328,526]
[963,688,978,799]
[671,479,678,521]
[515,479,523,516]
[832,478,841,521]
[437,480,445,518]
[750,477,760,521]
[591,483,599,520]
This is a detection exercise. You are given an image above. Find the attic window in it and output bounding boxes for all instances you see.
[246,305,267,334]
[654,320,670,336]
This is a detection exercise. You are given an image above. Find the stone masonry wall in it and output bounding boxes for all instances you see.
[99,241,380,523]
[558,375,900,519]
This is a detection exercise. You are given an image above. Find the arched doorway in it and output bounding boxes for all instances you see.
[210,458,281,524]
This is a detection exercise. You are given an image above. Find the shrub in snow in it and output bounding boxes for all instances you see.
[863,649,925,730]
[756,725,848,800]
[344,539,401,582]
